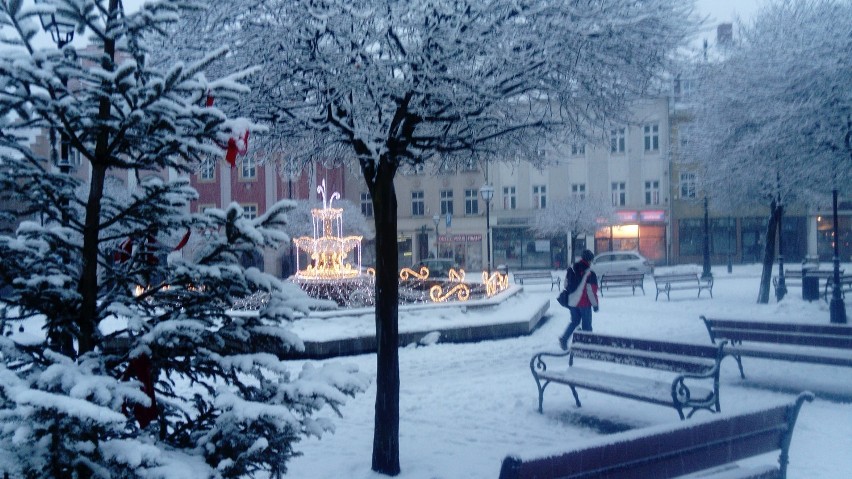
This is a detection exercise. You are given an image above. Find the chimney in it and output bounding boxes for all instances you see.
[717,23,733,45]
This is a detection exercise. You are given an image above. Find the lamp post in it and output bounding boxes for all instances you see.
[432,214,440,259]
[701,196,712,280]
[36,1,75,208]
[36,0,75,358]
[479,184,494,276]
[829,188,847,323]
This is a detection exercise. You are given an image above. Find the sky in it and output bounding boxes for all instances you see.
[23,0,765,50]
[277,263,852,479]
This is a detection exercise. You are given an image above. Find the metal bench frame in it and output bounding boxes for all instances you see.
[512,271,561,290]
[530,332,725,420]
[599,272,645,296]
[653,272,713,301]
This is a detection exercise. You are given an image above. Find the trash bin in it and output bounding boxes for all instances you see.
[802,275,820,301]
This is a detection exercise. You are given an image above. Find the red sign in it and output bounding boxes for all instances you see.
[640,210,666,222]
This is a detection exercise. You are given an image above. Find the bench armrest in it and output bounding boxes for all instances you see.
[530,350,571,375]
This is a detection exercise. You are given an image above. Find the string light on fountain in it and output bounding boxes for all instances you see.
[293,180,363,280]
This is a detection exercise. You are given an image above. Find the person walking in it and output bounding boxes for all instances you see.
[558,249,599,350]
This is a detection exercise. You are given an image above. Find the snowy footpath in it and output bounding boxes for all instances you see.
[285,264,852,479]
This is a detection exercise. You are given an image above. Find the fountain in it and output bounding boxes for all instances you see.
[292,180,363,280]
[288,180,509,307]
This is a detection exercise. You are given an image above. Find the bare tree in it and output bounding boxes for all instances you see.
[687,0,852,304]
[532,195,615,264]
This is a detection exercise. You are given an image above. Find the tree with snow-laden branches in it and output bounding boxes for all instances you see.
[160,0,699,474]
[532,195,615,264]
[0,1,367,477]
[686,0,852,304]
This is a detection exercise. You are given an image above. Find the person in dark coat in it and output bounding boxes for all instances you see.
[558,249,599,350]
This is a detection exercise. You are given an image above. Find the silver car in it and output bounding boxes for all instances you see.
[590,251,654,275]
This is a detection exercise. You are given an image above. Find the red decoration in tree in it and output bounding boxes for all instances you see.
[224,130,250,167]
[121,354,158,428]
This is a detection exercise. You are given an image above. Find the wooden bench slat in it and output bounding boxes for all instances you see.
[704,318,852,336]
[712,327,852,349]
[538,367,715,406]
[571,345,716,375]
[725,344,852,366]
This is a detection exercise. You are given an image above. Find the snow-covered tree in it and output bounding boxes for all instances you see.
[160,0,698,473]
[687,0,852,303]
[0,1,367,477]
[532,195,615,263]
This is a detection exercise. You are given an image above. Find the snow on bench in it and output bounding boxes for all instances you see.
[512,271,561,290]
[598,272,645,296]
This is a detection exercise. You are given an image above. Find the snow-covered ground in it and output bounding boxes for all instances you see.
[284,264,852,478]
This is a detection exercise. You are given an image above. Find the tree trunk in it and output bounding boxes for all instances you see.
[76,1,118,356]
[757,199,779,304]
[367,158,400,476]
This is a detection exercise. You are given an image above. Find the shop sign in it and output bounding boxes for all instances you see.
[616,210,638,222]
[640,210,666,222]
[438,234,483,243]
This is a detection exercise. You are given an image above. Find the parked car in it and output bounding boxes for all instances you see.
[416,258,457,278]
[590,251,654,275]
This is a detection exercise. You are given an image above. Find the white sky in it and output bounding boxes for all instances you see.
[27,0,763,50]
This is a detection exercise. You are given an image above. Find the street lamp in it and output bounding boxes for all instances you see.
[479,184,495,276]
[432,214,440,259]
[829,188,847,323]
[701,196,712,280]
[36,1,75,176]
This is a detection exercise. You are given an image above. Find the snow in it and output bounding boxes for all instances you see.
[284,263,852,478]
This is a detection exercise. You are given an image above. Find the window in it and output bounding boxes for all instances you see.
[571,183,586,199]
[440,189,454,215]
[502,186,516,210]
[571,143,585,156]
[678,218,702,255]
[644,123,659,151]
[360,192,373,218]
[240,156,256,179]
[610,128,625,153]
[242,204,258,220]
[411,190,424,216]
[644,180,660,205]
[533,185,547,209]
[680,172,696,199]
[611,182,626,206]
[200,157,215,181]
[464,189,479,215]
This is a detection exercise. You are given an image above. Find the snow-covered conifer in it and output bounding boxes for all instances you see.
[0,1,367,477]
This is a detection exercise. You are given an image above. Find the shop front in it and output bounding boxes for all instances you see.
[493,223,568,271]
[595,210,667,264]
[438,233,483,271]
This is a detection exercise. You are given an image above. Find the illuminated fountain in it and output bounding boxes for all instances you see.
[293,180,363,280]
[288,181,509,307]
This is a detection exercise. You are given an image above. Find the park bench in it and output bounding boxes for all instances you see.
[530,332,725,420]
[499,392,814,479]
[598,272,645,296]
[701,316,852,379]
[823,274,852,300]
[512,270,561,291]
[653,272,713,301]
[773,268,840,298]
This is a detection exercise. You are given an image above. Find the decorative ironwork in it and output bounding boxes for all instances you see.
[429,283,470,302]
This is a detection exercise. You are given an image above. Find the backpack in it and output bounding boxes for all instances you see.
[564,266,580,295]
